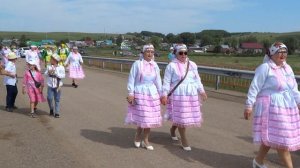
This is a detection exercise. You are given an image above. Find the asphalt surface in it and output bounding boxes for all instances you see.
[1,59,300,168]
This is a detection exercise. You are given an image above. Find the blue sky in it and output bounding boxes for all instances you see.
[0,0,299,34]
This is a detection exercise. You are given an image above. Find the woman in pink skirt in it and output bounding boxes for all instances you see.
[125,44,162,150]
[244,42,300,168]
[64,46,85,88]
[161,44,207,151]
[22,60,46,118]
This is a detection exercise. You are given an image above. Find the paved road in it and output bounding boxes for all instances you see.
[1,59,300,168]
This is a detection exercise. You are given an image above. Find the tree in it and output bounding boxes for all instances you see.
[278,36,298,54]
[116,34,123,46]
[149,36,162,50]
[261,39,271,49]
[165,33,176,43]
[201,35,214,46]
[178,32,195,46]
[19,34,27,47]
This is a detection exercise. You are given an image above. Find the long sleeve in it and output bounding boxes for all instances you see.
[286,65,300,104]
[127,61,138,96]
[245,64,269,109]
[162,64,173,96]
[190,62,205,93]
[154,64,162,96]
[79,54,83,64]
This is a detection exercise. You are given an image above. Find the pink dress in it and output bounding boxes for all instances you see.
[246,60,300,151]
[23,70,46,103]
[125,60,162,128]
[162,59,205,128]
[65,52,85,79]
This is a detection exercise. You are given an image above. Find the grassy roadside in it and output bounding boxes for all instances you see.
[85,48,300,74]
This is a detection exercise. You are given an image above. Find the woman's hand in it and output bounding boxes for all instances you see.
[244,108,252,120]
[161,96,168,105]
[126,95,134,104]
[200,92,208,102]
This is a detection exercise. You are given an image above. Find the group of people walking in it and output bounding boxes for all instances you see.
[2,41,300,167]
[126,42,300,168]
[0,45,85,118]
[125,43,207,151]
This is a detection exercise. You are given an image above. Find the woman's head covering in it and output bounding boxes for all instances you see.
[28,59,38,67]
[174,44,187,54]
[263,42,288,63]
[51,53,61,62]
[7,52,17,60]
[269,42,287,56]
[142,44,154,52]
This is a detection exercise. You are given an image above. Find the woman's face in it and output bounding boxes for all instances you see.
[176,50,188,62]
[29,64,36,70]
[271,48,287,66]
[143,49,154,61]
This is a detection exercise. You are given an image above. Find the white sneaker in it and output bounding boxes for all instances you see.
[134,141,141,148]
[141,141,154,150]
[171,136,179,141]
[181,145,191,151]
[253,159,267,168]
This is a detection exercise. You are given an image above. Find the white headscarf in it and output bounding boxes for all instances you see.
[174,44,187,54]
[263,42,288,63]
[142,44,154,52]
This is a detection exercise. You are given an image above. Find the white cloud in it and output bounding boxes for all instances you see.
[0,0,246,34]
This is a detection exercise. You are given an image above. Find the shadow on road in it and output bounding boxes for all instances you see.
[0,105,49,117]
[81,127,254,168]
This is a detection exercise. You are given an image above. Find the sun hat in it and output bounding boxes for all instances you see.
[27,59,38,67]
[7,52,17,60]
[51,53,61,62]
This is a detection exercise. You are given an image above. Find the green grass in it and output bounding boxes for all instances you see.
[0,31,132,41]
[85,48,300,74]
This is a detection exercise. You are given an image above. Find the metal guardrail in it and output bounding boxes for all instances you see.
[82,56,300,90]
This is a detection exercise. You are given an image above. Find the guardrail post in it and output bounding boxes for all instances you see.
[120,64,123,72]
[215,75,220,90]
[102,62,105,69]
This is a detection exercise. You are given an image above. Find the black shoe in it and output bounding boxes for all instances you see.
[74,84,78,88]
[12,106,18,109]
[50,110,54,116]
[54,114,60,118]
[72,83,76,87]
[7,108,13,112]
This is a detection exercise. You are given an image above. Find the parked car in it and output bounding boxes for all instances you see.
[19,47,30,58]
[120,50,135,57]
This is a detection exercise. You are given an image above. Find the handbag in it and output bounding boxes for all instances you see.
[29,70,41,88]
[167,61,190,97]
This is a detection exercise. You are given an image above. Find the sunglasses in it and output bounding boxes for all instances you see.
[277,51,287,54]
[178,51,188,56]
